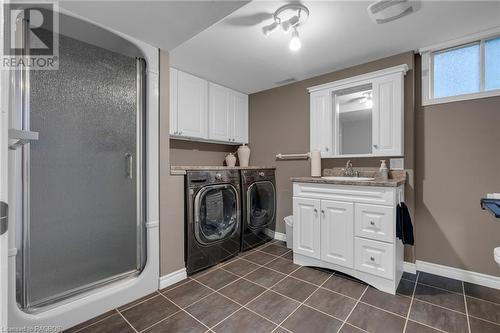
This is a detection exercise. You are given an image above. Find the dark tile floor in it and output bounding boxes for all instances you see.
[66,240,500,333]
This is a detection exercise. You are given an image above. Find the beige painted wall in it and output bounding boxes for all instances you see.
[159,50,185,276]
[415,56,500,276]
[170,139,235,166]
[248,52,415,262]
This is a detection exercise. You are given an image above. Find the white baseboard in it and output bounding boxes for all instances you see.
[415,260,500,290]
[272,231,287,242]
[159,268,187,290]
[403,261,417,274]
[264,228,287,242]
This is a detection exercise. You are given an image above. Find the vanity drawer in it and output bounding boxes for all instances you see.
[355,203,394,243]
[355,237,394,280]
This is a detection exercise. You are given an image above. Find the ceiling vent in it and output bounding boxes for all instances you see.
[367,0,414,24]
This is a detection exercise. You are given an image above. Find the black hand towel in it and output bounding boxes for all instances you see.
[396,202,414,245]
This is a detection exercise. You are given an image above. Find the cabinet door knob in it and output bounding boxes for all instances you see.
[370,256,375,262]
[370,221,375,226]
[179,131,183,135]
[325,147,329,151]
[373,144,378,149]
[314,208,318,213]
[321,210,325,215]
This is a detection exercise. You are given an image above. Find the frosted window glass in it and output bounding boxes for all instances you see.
[485,37,500,91]
[433,43,480,98]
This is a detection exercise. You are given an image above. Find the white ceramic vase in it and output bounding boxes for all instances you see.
[237,144,250,167]
[225,153,236,167]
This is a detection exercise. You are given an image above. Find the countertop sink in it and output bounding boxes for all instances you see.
[321,176,375,181]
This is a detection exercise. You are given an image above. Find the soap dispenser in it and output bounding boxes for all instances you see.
[379,160,388,181]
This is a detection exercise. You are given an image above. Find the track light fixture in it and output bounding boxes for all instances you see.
[262,4,309,52]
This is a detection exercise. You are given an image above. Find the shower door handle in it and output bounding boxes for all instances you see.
[125,153,133,179]
[0,202,7,235]
[8,129,39,150]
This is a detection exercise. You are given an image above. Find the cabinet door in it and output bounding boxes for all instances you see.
[372,73,403,156]
[320,200,354,268]
[169,68,178,135]
[293,197,321,259]
[310,90,333,157]
[177,71,208,139]
[208,83,230,142]
[231,92,248,144]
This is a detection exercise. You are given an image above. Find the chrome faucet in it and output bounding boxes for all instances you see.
[343,160,359,177]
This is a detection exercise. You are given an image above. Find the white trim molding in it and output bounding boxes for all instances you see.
[418,26,500,54]
[307,64,409,93]
[159,268,187,290]
[403,261,417,274]
[415,260,500,290]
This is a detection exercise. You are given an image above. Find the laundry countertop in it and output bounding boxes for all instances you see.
[171,165,276,175]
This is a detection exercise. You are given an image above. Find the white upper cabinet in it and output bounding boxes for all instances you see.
[372,73,403,156]
[308,65,408,158]
[171,68,248,144]
[230,91,248,144]
[177,71,208,139]
[208,83,231,141]
[310,90,333,157]
[169,68,178,136]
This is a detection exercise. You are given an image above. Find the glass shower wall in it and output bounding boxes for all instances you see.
[18,32,145,309]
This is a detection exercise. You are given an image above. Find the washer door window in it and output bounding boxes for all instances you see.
[194,184,239,245]
[247,181,276,230]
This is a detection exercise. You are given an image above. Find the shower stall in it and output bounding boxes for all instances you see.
[7,7,159,329]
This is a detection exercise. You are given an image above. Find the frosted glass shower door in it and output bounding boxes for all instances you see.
[18,33,146,309]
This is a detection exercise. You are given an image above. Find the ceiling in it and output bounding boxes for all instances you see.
[170,1,500,94]
[59,1,249,51]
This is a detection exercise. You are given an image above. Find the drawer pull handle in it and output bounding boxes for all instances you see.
[370,256,375,262]
[314,209,318,214]
[370,221,375,226]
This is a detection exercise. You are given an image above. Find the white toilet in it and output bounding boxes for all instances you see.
[495,247,500,267]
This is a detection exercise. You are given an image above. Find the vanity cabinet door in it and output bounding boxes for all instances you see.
[293,197,321,259]
[320,200,354,268]
[310,90,333,157]
[372,73,403,156]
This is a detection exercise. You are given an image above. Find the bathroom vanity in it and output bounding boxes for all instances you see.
[291,174,405,294]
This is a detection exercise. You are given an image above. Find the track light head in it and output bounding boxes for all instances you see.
[262,21,279,37]
[281,15,300,33]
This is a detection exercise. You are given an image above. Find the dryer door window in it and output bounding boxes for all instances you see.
[194,184,239,245]
[247,181,276,230]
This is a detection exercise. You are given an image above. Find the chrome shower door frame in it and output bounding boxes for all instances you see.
[12,23,148,311]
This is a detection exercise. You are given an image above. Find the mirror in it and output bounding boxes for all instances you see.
[334,84,373,155]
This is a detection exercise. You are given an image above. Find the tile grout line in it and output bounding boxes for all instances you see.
[270,272,333,333]
[463,281,472,333]
[68,309,120,333]
[158,293,212,332]
[337,284,369,332]
[116,309,139,333]
[205,264,305,330]
[403,271,419,333]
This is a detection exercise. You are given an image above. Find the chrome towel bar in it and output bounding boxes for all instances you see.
[276,152,311,160]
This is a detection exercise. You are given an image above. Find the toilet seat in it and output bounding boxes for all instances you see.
[495,247,500,265]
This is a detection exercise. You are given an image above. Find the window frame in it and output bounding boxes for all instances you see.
[420,28,500,106]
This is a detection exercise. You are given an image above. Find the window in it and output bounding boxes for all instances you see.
[433,43,480,98]
[485,37,500,91]
[421,31,500,105]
